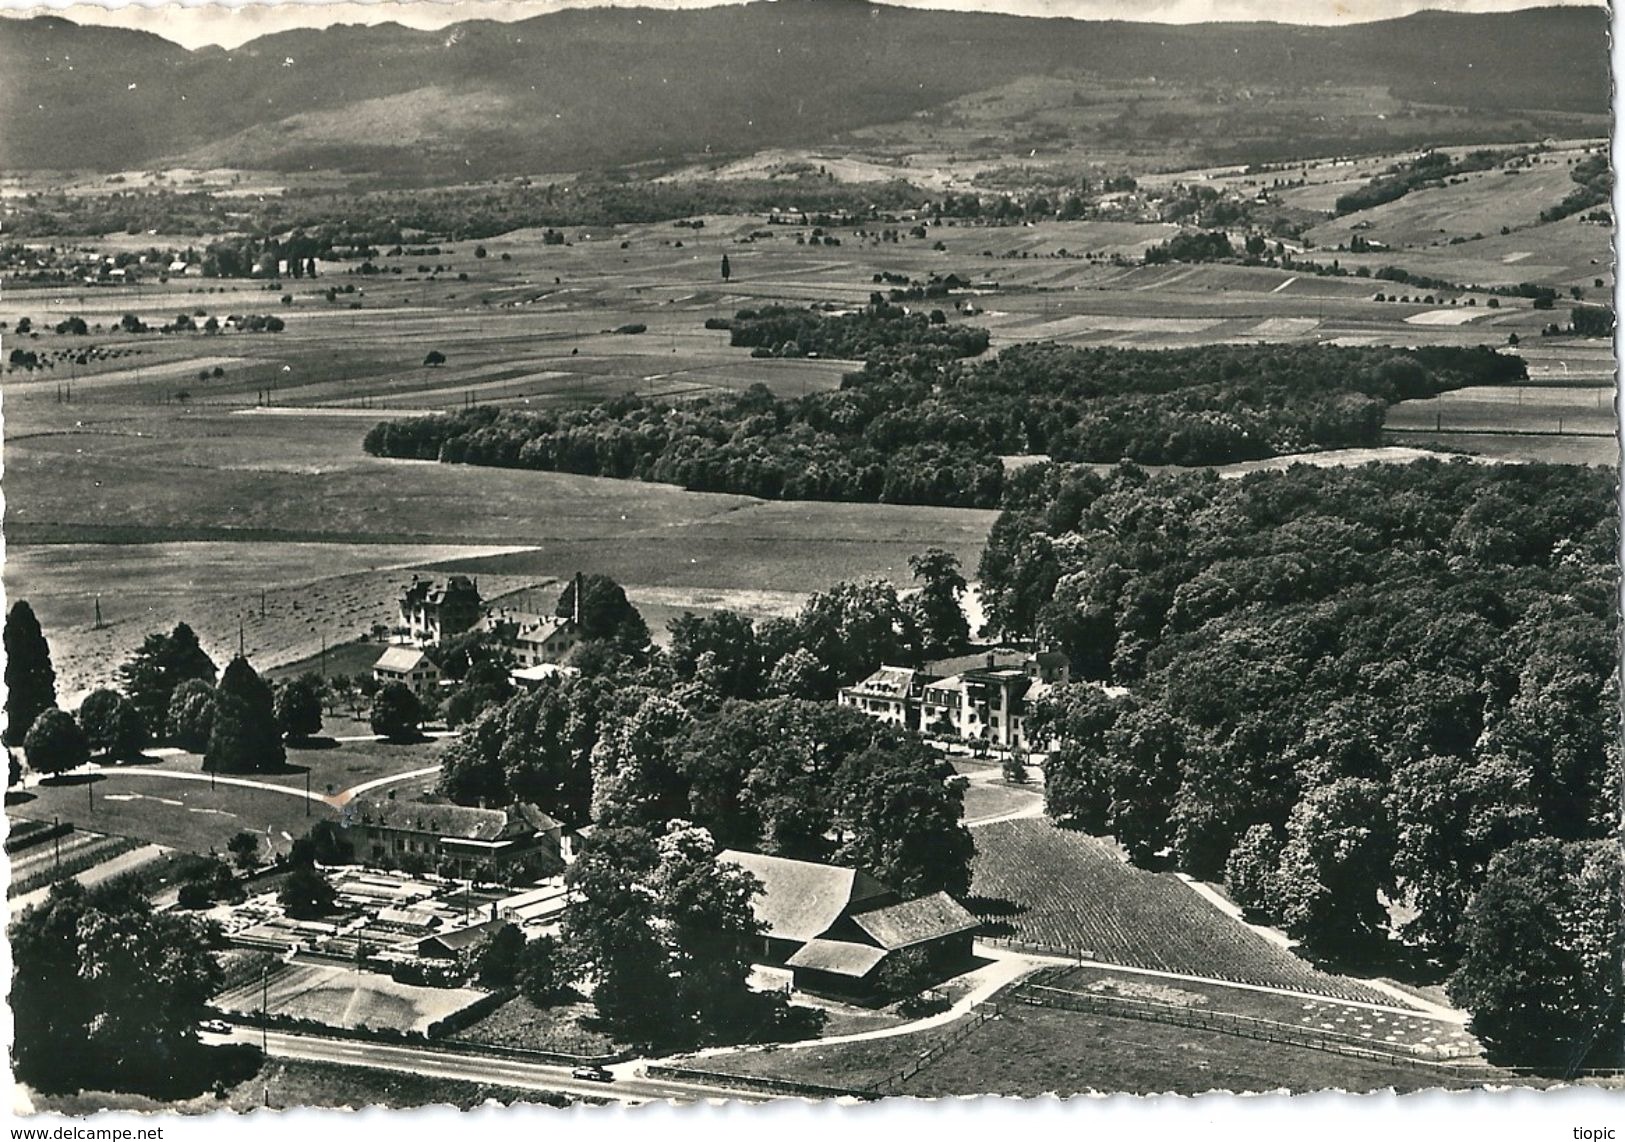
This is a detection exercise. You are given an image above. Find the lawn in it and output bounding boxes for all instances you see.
[448,995,627,1058]
[8,772,332,859]
[971,818,1392,1004]
[23,1058,572,1114]
[900,1003,1503,1096]
[961,780,1041,824]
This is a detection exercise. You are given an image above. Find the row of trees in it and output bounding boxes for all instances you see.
[366,332,1523,507]
[981,458,1618,1068]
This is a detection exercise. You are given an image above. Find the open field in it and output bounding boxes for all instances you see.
[901,1003,1493,1096]
[970,818,1395,1004]
[213,961,489,1035]
[3,169,1611,713]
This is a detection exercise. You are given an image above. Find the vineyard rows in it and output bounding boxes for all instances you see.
[971,819,1390,1005]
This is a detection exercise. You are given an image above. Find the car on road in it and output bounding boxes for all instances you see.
[571,1065,615,1083]
[198,1019,234,1035]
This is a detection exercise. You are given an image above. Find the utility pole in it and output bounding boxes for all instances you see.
[261,969,269,1056]
[305,770,311,817]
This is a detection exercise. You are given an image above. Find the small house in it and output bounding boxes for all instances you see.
[372,646,442,695]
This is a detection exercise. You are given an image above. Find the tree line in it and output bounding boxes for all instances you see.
[365,320,1525,507]
[978,457,1619,1069]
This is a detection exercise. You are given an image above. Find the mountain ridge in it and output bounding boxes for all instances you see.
[0,1,1607,178]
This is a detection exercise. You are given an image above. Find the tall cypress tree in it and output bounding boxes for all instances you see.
[5,601,57,747]
[204,656,284,774]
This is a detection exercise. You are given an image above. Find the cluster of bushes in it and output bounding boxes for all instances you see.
[1333,148,1522,216]
[1539,153,1611,223]
[726,300,989,360]
[1143,230,1234,264]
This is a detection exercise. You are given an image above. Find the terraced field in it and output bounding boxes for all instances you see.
[971,818,1392,1004]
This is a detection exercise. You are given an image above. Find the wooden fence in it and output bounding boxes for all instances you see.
[1012,977,1488,1073]
[865,1002,1004,1094]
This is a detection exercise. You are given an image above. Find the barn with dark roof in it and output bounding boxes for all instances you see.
[719,849,980,996]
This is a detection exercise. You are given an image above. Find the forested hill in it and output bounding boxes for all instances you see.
[363,314,1526,509]
[982,458,1619,1066]
[0,2,1607,175]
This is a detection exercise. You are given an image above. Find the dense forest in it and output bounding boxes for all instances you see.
[364,312,1524,508]
[978,458,1619,1066]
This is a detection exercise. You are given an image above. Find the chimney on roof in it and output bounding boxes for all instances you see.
[987,651,996,669]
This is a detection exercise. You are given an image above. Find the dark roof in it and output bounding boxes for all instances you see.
[843,665,934,700]
[928,648,1028,676]
[354,799,556,842]
[718,849,891,943]
[852,892,980,950]
[785,938,888,978]
[419,918,510,953]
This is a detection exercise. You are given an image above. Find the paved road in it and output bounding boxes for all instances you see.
[213,1027,776,1105]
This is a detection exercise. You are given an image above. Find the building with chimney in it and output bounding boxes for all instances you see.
[397,575,482,644]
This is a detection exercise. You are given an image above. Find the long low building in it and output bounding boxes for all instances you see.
[720,848,980,997]
[348,796,566,882]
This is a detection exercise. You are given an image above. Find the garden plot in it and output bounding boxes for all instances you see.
[213,962,488,1035]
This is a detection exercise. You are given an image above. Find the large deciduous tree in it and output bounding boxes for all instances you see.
[23,709,90,777]
[438,676,610,823]
[119,623,218,741]
[557,574,650,650]
[668,611,764,700]
[78,688,148,759]
[564,822,762,1046]
[165,679,217,752]
[1448,838,1620,1070]
[12,881,223,1094]
[274,676,324,741]
[4,601,57,746]
[204,656,285,773]
[1270,778,1396,960]
[908,548,971,657]
[370,681,424,742]
[834,740,974,898]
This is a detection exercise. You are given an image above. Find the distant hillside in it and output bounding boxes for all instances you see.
[0,1,1607,178]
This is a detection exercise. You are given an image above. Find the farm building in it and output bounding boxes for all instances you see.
[398,575,482,644]
[418,918,513,960]
[372,646,442,695]
[350,796,566,881]
[719,849,979,997]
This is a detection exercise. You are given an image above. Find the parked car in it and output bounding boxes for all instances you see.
[571,1065,615,1083]
[198,1019,233,1035]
